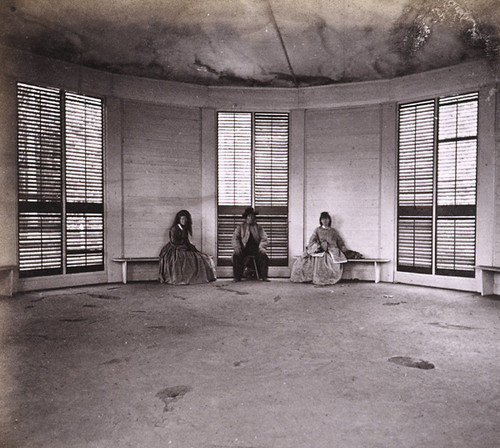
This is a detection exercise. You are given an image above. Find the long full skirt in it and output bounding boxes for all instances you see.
[290,250,346,286]
[159,243,216,285]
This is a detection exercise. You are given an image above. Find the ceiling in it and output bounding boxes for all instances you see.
[2,0,499,87]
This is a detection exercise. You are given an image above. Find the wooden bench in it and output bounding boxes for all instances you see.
[345,258,390,283]
[112,257,159,284]
[293,257,390,283]
[113,256,391,284]
[0,265,17,296]
[475,265,500,296]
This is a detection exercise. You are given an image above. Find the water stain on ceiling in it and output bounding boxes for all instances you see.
[1,0,499,87]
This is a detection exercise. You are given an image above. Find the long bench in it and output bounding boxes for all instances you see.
[113,256,391,285]
[112,257,159,284]
[475,265,500,296]
[0,265,17,296]
[344,258,390,283]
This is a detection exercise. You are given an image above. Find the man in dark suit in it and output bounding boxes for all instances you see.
[232,207,270,282]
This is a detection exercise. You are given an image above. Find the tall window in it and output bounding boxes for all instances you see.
[217,112,289,266]
[17,83,104,277]
[397,92,478,277]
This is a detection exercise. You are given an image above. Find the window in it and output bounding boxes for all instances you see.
[397,92,478,277]
[17,83,104,277]
[217,112,289,266]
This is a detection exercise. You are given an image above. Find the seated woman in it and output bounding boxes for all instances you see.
[290,211,347,286]
[159,210,216,285]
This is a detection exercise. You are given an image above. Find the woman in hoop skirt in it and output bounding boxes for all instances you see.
[290,211,347,286]
[159,210,216,285]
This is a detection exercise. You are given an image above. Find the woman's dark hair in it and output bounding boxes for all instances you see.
[173,209,193,235]
[319,211,332,227]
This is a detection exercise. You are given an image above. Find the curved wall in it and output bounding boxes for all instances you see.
[1,45,498,292]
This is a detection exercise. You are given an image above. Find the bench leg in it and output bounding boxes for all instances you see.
[480,270,494,296]
[374,262,381,284]
[9,269,13,295]
[122,261,128,284]
[0,269,14,296]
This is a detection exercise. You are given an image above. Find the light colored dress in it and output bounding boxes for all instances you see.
[159,224,216,285]
[290,226,347,285]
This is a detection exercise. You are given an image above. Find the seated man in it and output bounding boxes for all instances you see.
[232,207,269,282]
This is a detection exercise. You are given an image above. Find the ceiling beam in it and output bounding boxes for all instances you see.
[266,0,298,87]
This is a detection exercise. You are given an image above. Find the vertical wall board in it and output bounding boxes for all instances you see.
[304,105,382,260]
[493,84,500,293]
[122,100,202,257]
[0,73,17,264]
[476,85,496,269]
[289,110,306,259]
[472,85,497,293]
[379,102,397,282]
[201,108,217,258]
[105,97,124,282]
[0,72,18,293]
[494,84,500,265]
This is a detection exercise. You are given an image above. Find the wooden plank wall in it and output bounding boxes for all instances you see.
[495,86,500,291]
[122,101,202,262]
[304,105,382,259]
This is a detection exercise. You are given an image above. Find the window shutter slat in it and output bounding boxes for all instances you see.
[64,92,104,272]
[18,212,63,276]
[397,217,432,273]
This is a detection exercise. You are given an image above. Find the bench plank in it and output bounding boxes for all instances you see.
[475,266,500,296]
[346,259,390,283]
[112,257,159,284]
[476,265,500,273]
[0,265,17,271]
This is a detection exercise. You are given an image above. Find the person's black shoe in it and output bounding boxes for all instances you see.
[261,277,270,282]
[233,278,241,282]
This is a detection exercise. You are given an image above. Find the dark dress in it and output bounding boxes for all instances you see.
[159,224,216,285]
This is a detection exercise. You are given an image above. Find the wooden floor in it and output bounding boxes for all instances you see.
[1,280,499,448]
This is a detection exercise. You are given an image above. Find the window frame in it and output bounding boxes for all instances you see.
[216,111,290,267]
[17,82,105,278]
[396,92,478,278]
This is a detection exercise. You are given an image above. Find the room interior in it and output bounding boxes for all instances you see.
[0,1,499,447]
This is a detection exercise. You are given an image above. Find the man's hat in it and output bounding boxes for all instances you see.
[242,207,258,218]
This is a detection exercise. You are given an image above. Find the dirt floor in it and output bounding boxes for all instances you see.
[1,279,499,448]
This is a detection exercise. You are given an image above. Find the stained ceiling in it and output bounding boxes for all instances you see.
[1,0,499,87]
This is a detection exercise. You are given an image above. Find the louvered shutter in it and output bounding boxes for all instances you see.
[65,93,104,272]
[217,112,289,266]
[435,93,478,276]
[397,100,435,273]
[17,83,104,277]
[254,113,288,265]
[17,83,63,277]
[217,113,252,264]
